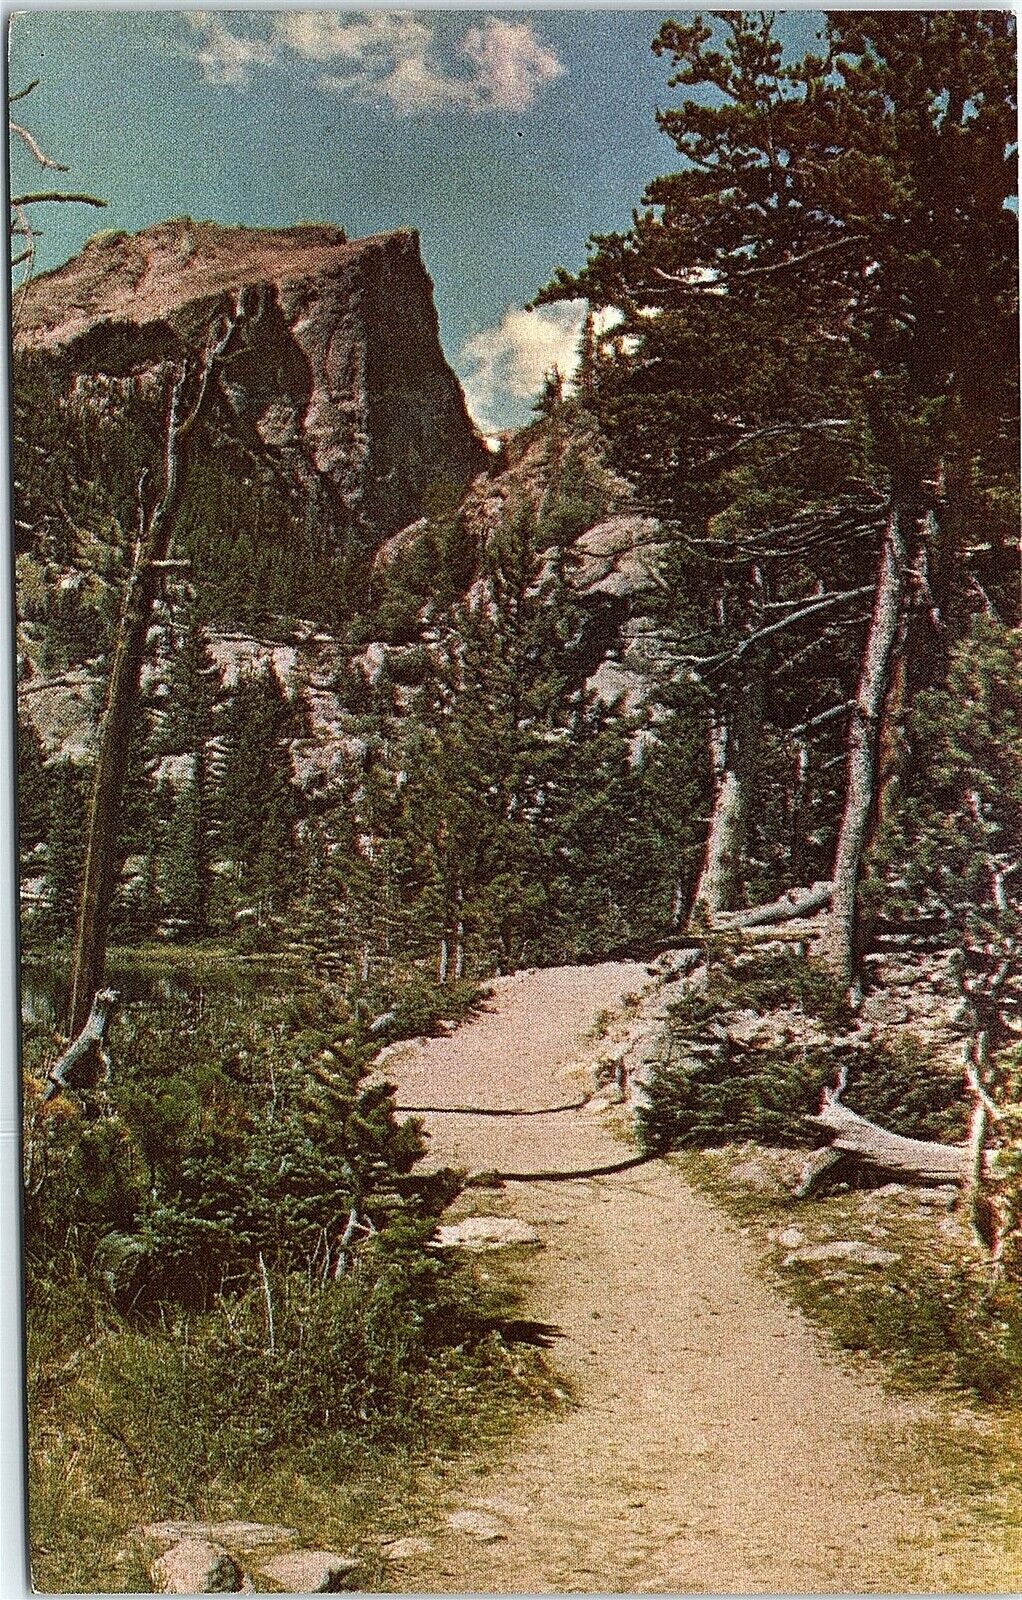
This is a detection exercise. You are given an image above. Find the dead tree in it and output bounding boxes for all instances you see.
[819,504,913,986]
[797,1083,974,1198]
[42,988,119,1104]
[9,80,105,298]
[690,703,758,921]
[66,302,250,1036]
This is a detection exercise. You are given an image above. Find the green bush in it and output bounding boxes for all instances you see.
[637,1039,835,1154]
[843,1033,968,1143]
[637,945,969,1155]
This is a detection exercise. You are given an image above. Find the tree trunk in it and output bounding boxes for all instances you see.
[820,503,909,986]
[803,1092,975,1186]
[690,705,755,923]
[67,308,244,1034]
[711,879,833,931]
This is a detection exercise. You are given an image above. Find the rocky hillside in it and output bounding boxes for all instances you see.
[14,219,486,538]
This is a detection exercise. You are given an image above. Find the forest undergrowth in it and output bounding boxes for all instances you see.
[23,964,561,1593]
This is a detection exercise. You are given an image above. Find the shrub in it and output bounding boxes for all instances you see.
[843,1033,968,1143]
[637,1039,835,1154]
[73,1232,507,1507]
[637,946,968,1155]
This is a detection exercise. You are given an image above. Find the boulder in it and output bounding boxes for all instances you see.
[730,1156,783,1194]
[152,1538,243,1594]
[255,1550,360,1592]
[435,1216,540,1251]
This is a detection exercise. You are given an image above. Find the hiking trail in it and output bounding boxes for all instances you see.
[381,961,1020,1594]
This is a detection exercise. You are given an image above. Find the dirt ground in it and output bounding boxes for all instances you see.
[382,962,1022,1594]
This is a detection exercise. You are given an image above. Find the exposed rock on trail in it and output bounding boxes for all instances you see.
[383,961,1020,1593]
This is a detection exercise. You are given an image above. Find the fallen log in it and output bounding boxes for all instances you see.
[797,1090,978,1196]
[710,880,833,932]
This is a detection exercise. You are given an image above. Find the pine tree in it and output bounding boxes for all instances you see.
[892,622,1022,1257]
[40,760,89,940]
[160,612,219,755]
[218,666,305,927]
[17,713,50,860]
[539,11,1018,965]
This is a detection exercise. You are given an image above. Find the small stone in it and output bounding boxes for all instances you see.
[447,1509,507,1541]
[783,1240,899,1269]
[256,1550,360,1592]
[777,1226,805,1249]
[381,1536,434,1561]
[152,1538,243,1594]
[435,1216,541,1251]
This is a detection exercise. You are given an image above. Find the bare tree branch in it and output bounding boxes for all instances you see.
[10,190,106,209]
[9,122,68,172]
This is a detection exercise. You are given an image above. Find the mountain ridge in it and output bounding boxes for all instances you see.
[14,217,487,541]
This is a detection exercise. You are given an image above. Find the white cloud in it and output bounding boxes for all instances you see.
[183,11,563,115]
[459,18,563,113]
[459,301,619,433]
[185,13,274,88]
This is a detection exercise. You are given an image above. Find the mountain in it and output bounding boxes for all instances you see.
[13,219,684,958]
[14,218,486,540]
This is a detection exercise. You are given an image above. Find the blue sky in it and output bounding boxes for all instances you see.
[9,8,827,428]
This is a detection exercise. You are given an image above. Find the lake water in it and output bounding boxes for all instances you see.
[20,949,287,1028]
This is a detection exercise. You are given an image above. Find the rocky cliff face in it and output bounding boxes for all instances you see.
[15,219,486,538]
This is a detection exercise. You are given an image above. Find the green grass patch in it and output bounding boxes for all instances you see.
[686,1149,1022,1408]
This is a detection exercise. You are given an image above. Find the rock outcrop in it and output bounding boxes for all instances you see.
[15,218,486,539]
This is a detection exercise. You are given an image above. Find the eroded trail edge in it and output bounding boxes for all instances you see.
[382,962,1019,1594]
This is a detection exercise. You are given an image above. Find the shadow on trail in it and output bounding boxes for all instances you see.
[395,1092,597,1117]
[488,1318,565,1348]
[471,1152,656,1185]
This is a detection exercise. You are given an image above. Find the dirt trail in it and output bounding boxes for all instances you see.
[383,962,1020,1594]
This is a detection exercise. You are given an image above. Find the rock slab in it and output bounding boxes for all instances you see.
[436,1216,541,1251]
[256,1549,360,1592]
[783,1239,900,1268]
[447,1509,507,1541]
[381,1535,434,1561]
[152,1538,244,1594]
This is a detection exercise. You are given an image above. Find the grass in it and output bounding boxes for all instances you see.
[23,943,559,1593]
[685,1145,1022,1407]
[28,1255,562,1593]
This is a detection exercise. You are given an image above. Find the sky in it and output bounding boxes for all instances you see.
[8,8,828,430]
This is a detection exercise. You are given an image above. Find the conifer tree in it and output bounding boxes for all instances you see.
[218,665,305,927]
[41,760,89,939]
[890,621,1022,1258]
[163,757,212,936]
[540,11,1017,966]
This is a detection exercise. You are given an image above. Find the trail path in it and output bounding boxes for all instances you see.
[383,962,1019,1594]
